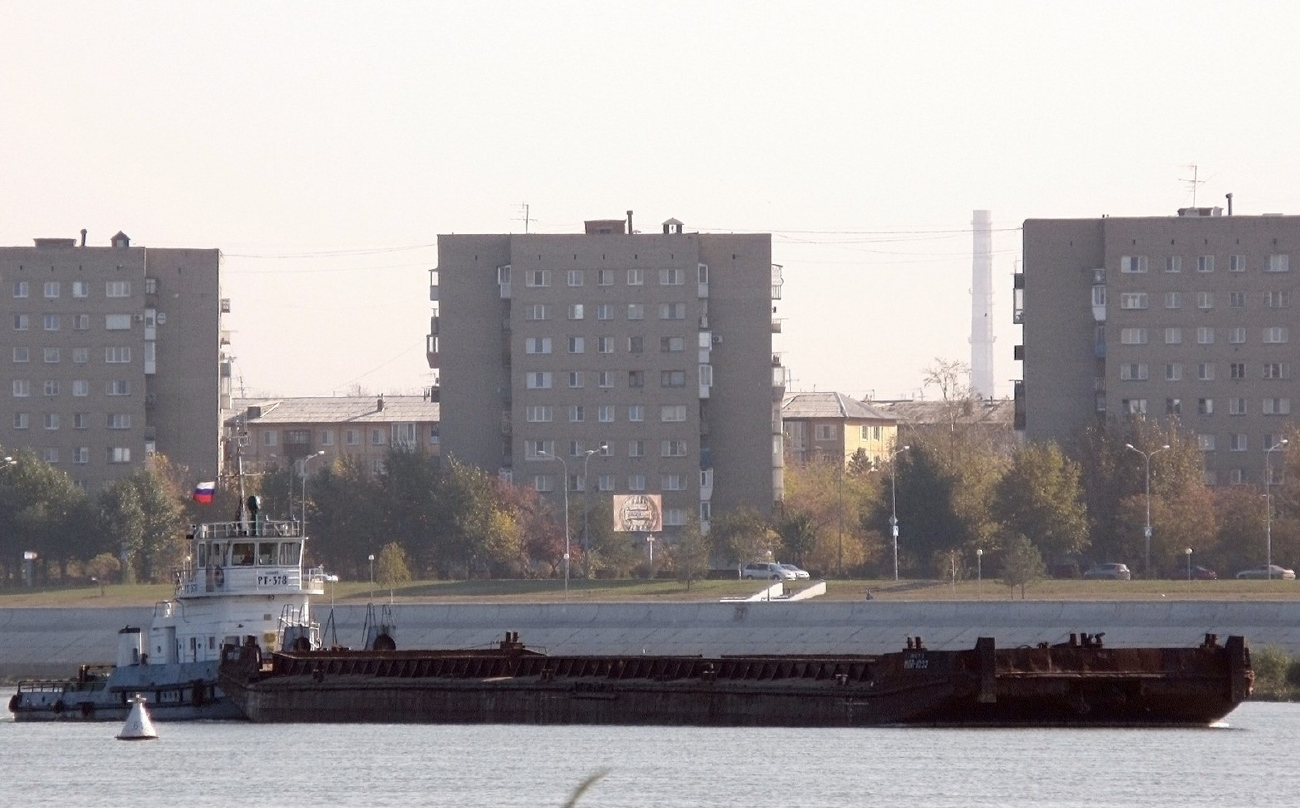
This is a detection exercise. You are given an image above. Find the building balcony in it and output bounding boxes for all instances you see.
[426,334,440,368]
[771,319,783,333]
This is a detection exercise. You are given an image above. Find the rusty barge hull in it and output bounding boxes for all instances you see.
[218,634,1253,727]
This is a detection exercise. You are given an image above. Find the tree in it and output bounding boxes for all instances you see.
[775,509,818,568]
[991,442,1089,563]
[85,552,121,595]
[672,518,711,590]
[375,541,411,600]
[923,357,981,433]
[1000,532,1045,599]
[709,508,777,571]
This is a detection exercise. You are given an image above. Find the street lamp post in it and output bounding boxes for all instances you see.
[368,553,375,601]
[539,451,570,599]
[1266,438,1289,580]
[976,548,983,599]
[581,444,607,580]
[1185,547,1193,596]
[1125,443,1170,578]
[298,450,326,536]
[889,445,910,581]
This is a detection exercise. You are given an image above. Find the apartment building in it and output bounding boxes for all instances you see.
[230,395,441,474]
[782,392,898,465]
[1019,208,1300,484]
[432,216,784,536]
[0,231,225,490]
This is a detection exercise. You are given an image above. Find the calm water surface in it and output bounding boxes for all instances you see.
[2,695,1294,808]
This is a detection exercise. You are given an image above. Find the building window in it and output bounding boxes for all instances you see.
[11,347,28,363]
[658,302,686,320]
[320,430,335,445]
[661,439,688,457]
[1229,397,1247,415]
[1264,327,1289,344]
[1263,362,1290,380]
[1197,292,1214,310]
[107,447,131,463]
[107,413,131,429]
[44,413,60,430]
[1164,291,1183,309]
[525,440,555,460]
[285,429,310,445]
[43,448,59,464]
[43,380,59,397]
[1197,255,1215,273]
[1198,435,1215,452]
[72,380,89,397]
[1120,363,1148,381]
[1120,328,1148,345]
[73,447,89,464]
[659,268,683,286]
[73,413,88,429]
[1164,328,1182,345]
[1266,290,1290,308]
[627,268,644,286]
[597,337,613,354]
[72,348,88,364]
[1229,291,1246,308]
[567,336,584,354]
[72,280,89,298]
[1230,363,1246,379]
[598,405,614,423]
[1121,255,1149,273]
[525,304,549,321]
[1264,398,1292,415]
[627,303,644,320]
[596,269,614,286]
[664,508,688,527]
[1119,292,1148,310]
[1198,363,1215,381]
[1230,434,1248,452]
[13,280,28,298]
[1229,327,1247,345]
[13,314,28,331]
[1121,398,1147,415]
[661,473,686,491]
[661,336,685,352]
[1163,256,1181,273]
[105,314,131,330]
[1198,398,1214,415]
[567,269,584,287]
[533,475,555,493]
[12,380,29,397]
[629,440,645,457]
[1196,327,1214,345]
[598,370,613,388]
[1229,255,1246,273]
[43,281,60,298]
[105,346,132,363]
[371,429,385,445]
[567,304,584,320]
[595,304,613,320]
[628,405,644,422]
[1267,254,1290,273]
[526,405,553,423]
[628,474,647,491]
[598,474,614,492]
[106,380,130,396]
[1166,398,1181,415]
[1165,363,1183,381]
[569,405,584,423]
[12,412,27,429]
[73,314,89,331]
[106,281,130,297]
[525,269,550,288]
[661,405,687,422]
[346,429,359,445]
[526,371,553,389]
[660,370,687,388]
[629,370,644,388]
[568,371,583,388]
[44,314,60,331]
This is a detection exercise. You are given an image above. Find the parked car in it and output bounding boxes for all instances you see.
[1083,563,1132,581]
[741,562,796,581]
[779,563,811,580]
[1188,565,1218,580]
[1235,564,1297,580]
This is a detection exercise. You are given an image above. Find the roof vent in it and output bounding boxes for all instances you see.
[111,231,131,248]
[1176,207,1223,218]
[663,218,684,234]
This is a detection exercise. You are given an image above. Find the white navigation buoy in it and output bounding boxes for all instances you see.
[116,693,159,741]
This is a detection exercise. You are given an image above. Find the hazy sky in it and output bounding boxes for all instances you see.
[4,2,1299,401]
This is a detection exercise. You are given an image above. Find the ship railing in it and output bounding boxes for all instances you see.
[188,519,301,540]
[14,680,73,695]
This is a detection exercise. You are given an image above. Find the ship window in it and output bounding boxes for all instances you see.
[197,543,208,567]
[211,543,226,566]
[279,542,301,565]
[257,542,276,565]
[232,542,255,565]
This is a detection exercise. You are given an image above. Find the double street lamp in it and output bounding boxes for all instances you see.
[297,451,326,536]
[1266,438,1289,580]
[581,444,608,579]
[1125,442,1170,577]
[889,445,910,581]
[538,450,570,599]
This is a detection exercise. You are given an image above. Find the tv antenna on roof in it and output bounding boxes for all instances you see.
[515,202,531,234]
[1181,164,1206,206]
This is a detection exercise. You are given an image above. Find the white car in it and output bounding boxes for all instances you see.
[779,563,811,580]
[741,562,796,581]
[1235,564,1296,580]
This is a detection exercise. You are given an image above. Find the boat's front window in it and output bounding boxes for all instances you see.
[279,542,302,566]
[232,542,255,566]
[197,542,208,568]
[211,542,226,566]
[257,542,276,565]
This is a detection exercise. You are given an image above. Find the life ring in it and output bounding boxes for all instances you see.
[214,566,225,587]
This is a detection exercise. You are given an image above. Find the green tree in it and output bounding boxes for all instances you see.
[0,447,89,583]
[709,507,777,571]
[775,509,818,568]
[999,532,1046,599]
[85,552,121,595]
[991,442,1089,564]
[98,480,145,584]
[672,518,711,590]
[375,541,412,599]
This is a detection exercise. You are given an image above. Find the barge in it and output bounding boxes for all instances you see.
[219,630,1253,726]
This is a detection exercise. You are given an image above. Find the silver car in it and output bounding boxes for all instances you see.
[1235,564,1297,580]
[779,563,811,580]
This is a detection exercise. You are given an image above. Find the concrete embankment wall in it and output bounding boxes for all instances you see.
[3,600,1298,680]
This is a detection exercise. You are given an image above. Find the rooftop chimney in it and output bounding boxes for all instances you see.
[80,229,87,247]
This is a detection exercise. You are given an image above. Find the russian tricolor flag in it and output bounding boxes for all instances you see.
[192,481,216,505]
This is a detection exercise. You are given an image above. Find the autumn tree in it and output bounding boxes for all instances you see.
[991,442,1089,564]
[672,517,711,590]
[999,532,1046,599]
[375,540,412,599]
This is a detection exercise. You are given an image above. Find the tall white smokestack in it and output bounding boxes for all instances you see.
[970,210,995,398]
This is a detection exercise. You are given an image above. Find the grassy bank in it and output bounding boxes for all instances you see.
[2,576,1299,608]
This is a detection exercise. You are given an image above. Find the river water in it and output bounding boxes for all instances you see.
[2,697,1293,808]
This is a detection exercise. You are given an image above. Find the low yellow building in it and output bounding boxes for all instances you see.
[781,392,898,466]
